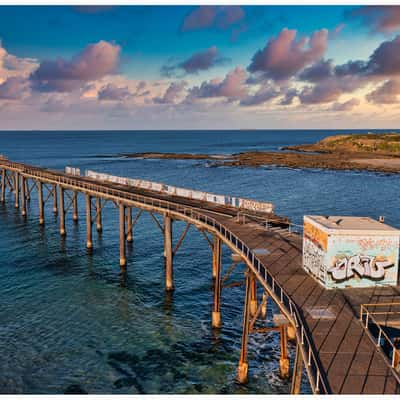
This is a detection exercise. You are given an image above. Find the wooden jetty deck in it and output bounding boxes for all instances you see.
[1,158,400,394]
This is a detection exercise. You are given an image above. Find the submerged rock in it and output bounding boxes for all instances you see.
[64,384,88,394]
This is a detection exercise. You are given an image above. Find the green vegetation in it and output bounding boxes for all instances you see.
[300,133,400,155]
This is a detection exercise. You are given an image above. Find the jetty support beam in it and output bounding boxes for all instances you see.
[261,292,268,319]
[126,207,133,242]
[291,342,303,394]
[119,203,126,268]
[96,198,102,233]
[85,194,92,249]
[25,178,30,201]
[72,191,78,222]
[38,181,44,225]
[250,274,257,317]
[59,186,66,236]
[53,184,58,214]
[237,269,252,384]
[164,215,174,291]
[212,236,222,328]
[1,168,5,202]
[21,176,26,217]
[14,172,19,209]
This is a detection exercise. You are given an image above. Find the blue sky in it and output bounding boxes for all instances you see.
[0,5,399,130]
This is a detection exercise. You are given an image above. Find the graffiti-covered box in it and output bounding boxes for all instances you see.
[303,215,400,289]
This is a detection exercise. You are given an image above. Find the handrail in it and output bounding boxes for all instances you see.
[0,160,329,394]
[360,303,400,374]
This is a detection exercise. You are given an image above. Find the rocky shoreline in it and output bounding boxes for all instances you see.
[108,133,400,174]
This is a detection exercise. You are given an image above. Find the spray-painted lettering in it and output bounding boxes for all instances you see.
[328,255,393,281]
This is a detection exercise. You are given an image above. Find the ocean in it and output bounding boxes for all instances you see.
[1,129,399,394]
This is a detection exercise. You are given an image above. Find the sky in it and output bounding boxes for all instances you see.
[1,5,400,130]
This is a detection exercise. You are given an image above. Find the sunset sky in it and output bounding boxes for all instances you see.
[1,5,400,130]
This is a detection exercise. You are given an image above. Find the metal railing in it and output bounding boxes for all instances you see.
[360,303,400,374]
[0,160,329,393]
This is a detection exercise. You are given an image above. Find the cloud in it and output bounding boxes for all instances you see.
[247,28,328,80]
[279,88,298,105]
[329,23,345,39]
[154,81,187,104]
[331,98,360,111]
[181,6,245,32]
[298,75,362,105]
[240,83,280,106]
[366,35,400,76]
[351,6,400,33]
[298,59,334,82]
[30,40,120,92]
[72,6,116,14]
[334,60,367,77]
[98,83,132,101]
[0,41,38,81]
[294,35,400,105]
[0,77,29,100]
[161,46,227,77]
[180,46,226,74]
[366,80,400,104]
[187,67,248,102]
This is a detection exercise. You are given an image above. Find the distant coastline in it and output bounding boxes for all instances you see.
[108,133,400,174]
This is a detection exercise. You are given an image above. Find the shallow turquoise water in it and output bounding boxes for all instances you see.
[1,129,400,394]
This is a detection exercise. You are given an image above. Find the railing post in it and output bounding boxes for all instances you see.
[38,181,44,225]
[164,214,174,291]
[212,235,222,329]
[237,269,252,384]
[85,194,92,249]
[59,186,66,236]
[119,203,126,267]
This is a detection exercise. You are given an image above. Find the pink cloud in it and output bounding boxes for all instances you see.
[181,6,245,32]
[331,98,360,111]
[98,83,132,101]
[367,36,400,76]
[187,67,248,102]
[240,84,280,106]
[0,41,38,80]
[31,40,120,92]
[366,80,400,104]
[248,28,328,80]
[180,46,225,74]
[161,46,227,77]
[154,81,187,104]
[0,77,29,100]
[352,6,400,33]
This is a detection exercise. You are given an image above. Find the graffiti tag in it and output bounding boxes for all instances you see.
[328,255,393,281]
[303,239,325,280]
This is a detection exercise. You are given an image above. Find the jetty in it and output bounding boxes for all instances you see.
[1,158,400,394]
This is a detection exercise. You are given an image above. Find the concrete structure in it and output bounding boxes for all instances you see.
[303,215,400,289]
